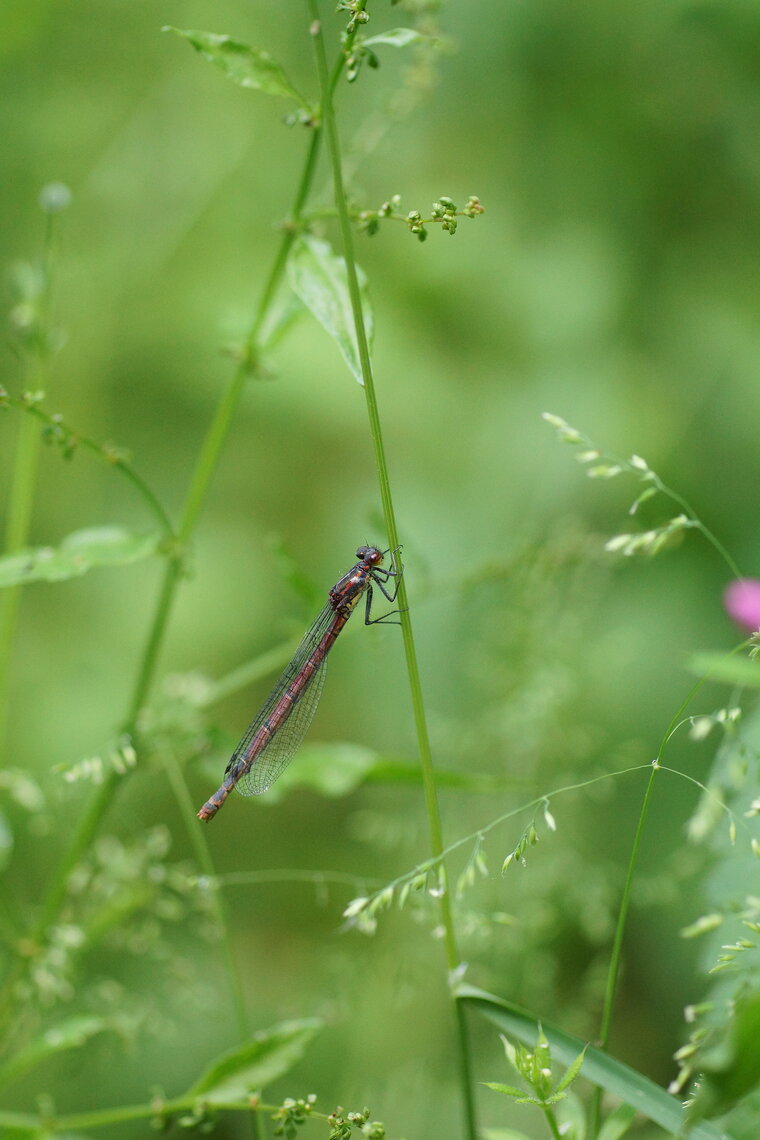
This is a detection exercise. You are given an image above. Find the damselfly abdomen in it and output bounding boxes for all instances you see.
[197,545,402,821]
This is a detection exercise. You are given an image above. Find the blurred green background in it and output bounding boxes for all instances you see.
[2,0,760,1136]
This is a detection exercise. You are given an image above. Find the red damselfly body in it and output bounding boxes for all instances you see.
[197,545,403,821]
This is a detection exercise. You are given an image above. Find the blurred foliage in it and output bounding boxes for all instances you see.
[2,0,760,1138]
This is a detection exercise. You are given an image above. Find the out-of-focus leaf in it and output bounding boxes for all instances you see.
[0,1016,111,1089]
[268,535,323,610]
[597,1102,637,1140]
[687,992,760,1122]
[186,1019,321,1104]
[687,652,760,688]
[265,742,379,802]
[0,527,160,587]
[163,28,306,106]
[200,747,502,801]
[482,1130,533,1140]
[259,292,305,353]
[362,28,428,49]
[556,1092,587,1140]
[458,985,728,1140]
[287,235,373,386]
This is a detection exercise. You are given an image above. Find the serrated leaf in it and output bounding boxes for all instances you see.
[186,1019,321,1104]
[0,1015,111,1088]
[555,1046,587,1093]
[287,235,373,385]
[362,28,428,49]
[163,28,306,106]
[458,985,726,1140]
[482,1082,526,1098]
[0,527,161,587]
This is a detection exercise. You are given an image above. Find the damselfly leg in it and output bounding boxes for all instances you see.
[365,545,404,624]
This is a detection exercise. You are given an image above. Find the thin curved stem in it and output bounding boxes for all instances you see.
[0,396,175,537]
[307,5,478,1137]
[588,644,751,1137]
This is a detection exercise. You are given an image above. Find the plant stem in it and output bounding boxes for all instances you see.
[0,75,331,1040]
[588,765,657,1139]
[0,413,40,758]
[652,475,742,581]
[307,6,478,1138]
[542,1105,563,1140]
[162,753,250,1041]
[0,203,64,757]
[1,396,175,536]
[588,653,745,1138]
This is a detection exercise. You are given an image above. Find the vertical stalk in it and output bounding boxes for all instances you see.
[1,88,330,1048]
[0,414,40,755]
[307,6,478,1137]
[587,768,657,1140]
[588,664,718,1137]
[0,204,62,756]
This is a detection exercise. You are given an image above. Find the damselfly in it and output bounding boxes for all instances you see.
[197,545,403,821]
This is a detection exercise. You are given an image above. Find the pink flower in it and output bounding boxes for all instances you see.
[724,579,760,632]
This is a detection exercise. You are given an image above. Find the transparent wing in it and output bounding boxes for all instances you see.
[226,603,334,797]
[236,658,327,795]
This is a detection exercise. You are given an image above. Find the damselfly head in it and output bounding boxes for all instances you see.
[356,545,383,565]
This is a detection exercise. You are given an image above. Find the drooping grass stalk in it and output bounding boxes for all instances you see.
[587,656,744,1139]
[307,6,478,1138]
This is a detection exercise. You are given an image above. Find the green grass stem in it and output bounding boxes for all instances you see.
[308,6,478,1137]
[0,413,41,756]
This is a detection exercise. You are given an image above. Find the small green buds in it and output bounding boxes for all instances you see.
[352,193,483,243]
[463,194,485,217]
[338,1,370,36]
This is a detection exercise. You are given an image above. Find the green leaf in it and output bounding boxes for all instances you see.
[482,1130,533,1140]
[163,28,306,106]
[458,985,727,1140]
[557,1091,587,1140]
[0,527,161,587]
[186,1018,321,1104]
[259,292,305,353]
[266,741,379,802]
[287,235,373,386]
[597,1102,637,1140]
[687,991,760,1122]
[555,1045,587,1093]
[362,28,428,49]
[482,1082,526,1098]
[0,1015,111,1088]
[686,652,760,688]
